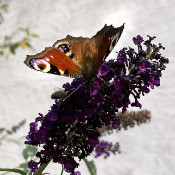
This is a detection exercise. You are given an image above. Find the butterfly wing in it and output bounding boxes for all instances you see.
[24,24,124,78]
[24,40,87,78]
[76,24,124,78]
[90,24,125,67]
[52,35,90,77]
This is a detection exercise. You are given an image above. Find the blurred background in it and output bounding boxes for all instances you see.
[0,0,175,174]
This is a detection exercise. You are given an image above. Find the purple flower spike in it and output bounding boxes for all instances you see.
[94,141,120,159]
[25,35,169,174]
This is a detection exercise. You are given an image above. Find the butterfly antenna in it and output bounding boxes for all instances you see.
[96,76,110,87]
[62,80,88,102]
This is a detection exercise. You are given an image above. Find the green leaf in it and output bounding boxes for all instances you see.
[1,4,8,12]
[26,43,33,49]
[0,168,26,175]
[31,33,39,38]
[19,163,29,173]
[4,35,11,40]
[84,158,97,175]
[9,42,20,54]
[18,27,26,32]
[23,145,37,161]
[0,13,4,24]
[28,171,32,175]
[18,27,30,36]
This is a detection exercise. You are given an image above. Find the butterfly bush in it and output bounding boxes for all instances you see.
[25,35,169,174]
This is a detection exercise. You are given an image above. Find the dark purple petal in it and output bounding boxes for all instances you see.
[88,138,99,148]
[97,62,109,77]
[131,100,142,108]
[113,77,122,91]
[64,159,78,173]
[28,160,38,172]
[46,109,58,121]
[138,61,150,72]
[142,86,150,93]
[133,35,143,45]
[91,81,101,96]
[117,50,127,64]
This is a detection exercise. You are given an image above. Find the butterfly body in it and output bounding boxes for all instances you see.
[24,24,124,79]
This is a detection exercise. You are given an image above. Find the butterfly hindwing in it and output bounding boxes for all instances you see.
[78,24,124,78]
[93,24,124,67]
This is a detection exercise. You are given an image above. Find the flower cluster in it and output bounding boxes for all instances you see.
[98,110,151,135]
[25,35,168,174]
[94,141,120,159]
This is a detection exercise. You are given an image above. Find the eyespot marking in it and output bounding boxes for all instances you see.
[53,41,73,57]
[30,58,51,72]
[58,44,71,53]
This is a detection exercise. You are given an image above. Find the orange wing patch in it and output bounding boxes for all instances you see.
[43,48,81,75]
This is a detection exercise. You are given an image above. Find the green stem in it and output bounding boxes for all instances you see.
[60,165,64,175]
[83,158,96,175]
[84,158,90,174]
[0,168,26,175]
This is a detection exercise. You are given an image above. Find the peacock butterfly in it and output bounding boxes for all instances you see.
[24,24,124,79]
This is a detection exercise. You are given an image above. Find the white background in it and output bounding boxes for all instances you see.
[0,0,175,174]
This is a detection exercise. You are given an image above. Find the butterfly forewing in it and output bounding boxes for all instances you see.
[25,46,83,77]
